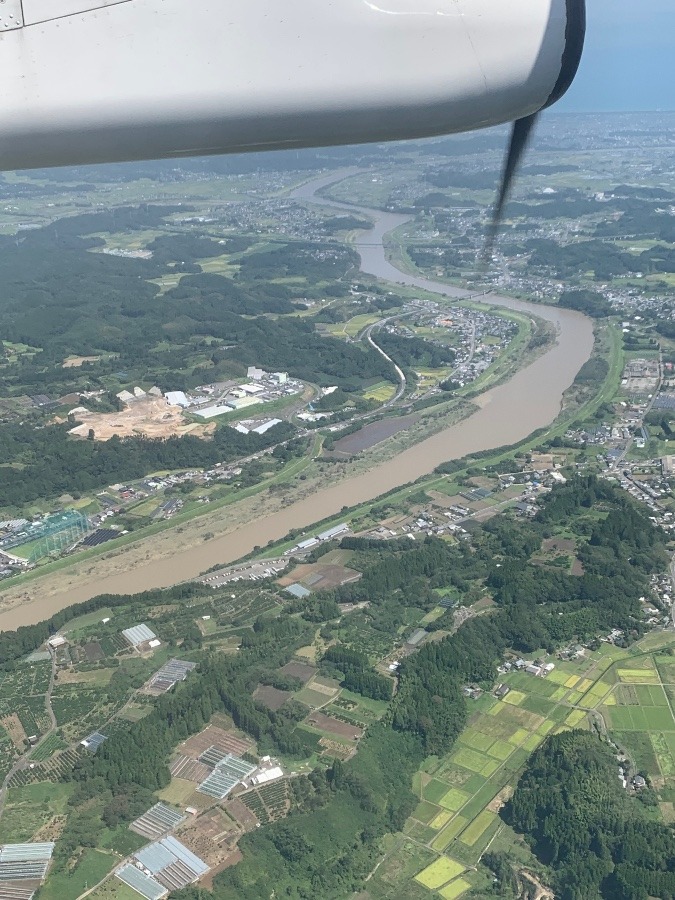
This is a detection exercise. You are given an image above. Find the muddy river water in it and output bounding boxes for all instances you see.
[0,173,595,629]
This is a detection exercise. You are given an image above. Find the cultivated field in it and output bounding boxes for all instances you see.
[396,634,675,899]
[277,561,361,591]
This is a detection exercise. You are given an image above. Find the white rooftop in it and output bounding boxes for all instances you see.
[122,624,157,648]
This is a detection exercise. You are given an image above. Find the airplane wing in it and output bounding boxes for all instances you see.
[0,0,585,171]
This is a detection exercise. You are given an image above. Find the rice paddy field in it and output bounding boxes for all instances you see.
[362,381,396,403]
[326,314,383,339]
[388,633,675,899]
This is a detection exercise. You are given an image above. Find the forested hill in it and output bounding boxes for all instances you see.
[505,731,675,900]
[0,206,393,391]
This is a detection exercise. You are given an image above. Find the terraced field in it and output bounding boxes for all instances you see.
[392,634,675,899]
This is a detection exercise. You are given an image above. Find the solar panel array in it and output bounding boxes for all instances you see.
[118,837,209,898]
[197,753,256,799]
[130,803,186,841]
[122,623,157,648]
[0,844,54,886]
[146,659,197,694]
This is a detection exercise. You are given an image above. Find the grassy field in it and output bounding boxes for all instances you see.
[89,878,143,900]
[327,313,383,339]
[157,777,196,806]
[0,782,73,843]
[40,849,116,900]
[402,633,675,898]
[363,381,396,403]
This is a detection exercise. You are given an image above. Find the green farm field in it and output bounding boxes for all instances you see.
[401,634,675,899]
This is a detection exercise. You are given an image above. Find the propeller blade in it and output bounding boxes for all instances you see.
[483,112,539,261]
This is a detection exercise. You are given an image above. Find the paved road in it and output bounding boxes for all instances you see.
[362,312,409,407]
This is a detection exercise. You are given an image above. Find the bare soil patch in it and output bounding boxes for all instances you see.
[487,785,514,813]
[253,685,291,712]
[280,662,317,684]
[66,397,215,441]
[319,737,354,760]
[62,355,105,368]
[32,815,67,842]
[330,413,420,454]
[536,537,584,576]
[278,562,361,591]
[179,724,252,759]
[313,676,341,692]
[185,790,216,811]
[306,712,363,741]
[200,849,243,889]
[178,808,239,869]
[426,490,459,508]
[1,713,27,749]
[224,798,259,830]
[542,537,576,553]
[55,668,108,685]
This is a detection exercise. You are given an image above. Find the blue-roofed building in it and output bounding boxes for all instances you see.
[317,523,349,542]
[127,837,210,895]
[198,754,256,800]
[80,731,107,753]
[285,583,311,600]
[136,843,176,875]
[122,623,157,648]
[116,865,167,900]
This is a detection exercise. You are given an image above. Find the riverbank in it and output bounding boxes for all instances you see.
[0,173,594,631]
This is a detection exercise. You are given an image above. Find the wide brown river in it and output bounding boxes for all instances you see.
[0,173,594,630]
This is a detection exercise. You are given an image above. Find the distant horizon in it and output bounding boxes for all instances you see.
[557,0,674,113]
[548,109,675,115]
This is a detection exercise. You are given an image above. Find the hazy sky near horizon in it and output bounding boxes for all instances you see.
[558,0,675,111]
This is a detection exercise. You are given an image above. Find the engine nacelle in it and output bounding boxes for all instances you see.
[0,0,585,170]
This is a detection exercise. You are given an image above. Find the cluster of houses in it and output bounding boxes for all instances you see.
[497,657,556,680]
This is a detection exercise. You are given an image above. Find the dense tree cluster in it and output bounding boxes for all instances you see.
[0,420,295,507]
[505,731,675,900]
[558,290,613,318]
[486,477,668,646]
[0,206,390,399]
[321,646,393,701]
[525,235,675,280]
[376,330,456,369]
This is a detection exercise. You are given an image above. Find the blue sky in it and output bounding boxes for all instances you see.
[559,0,675,111]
